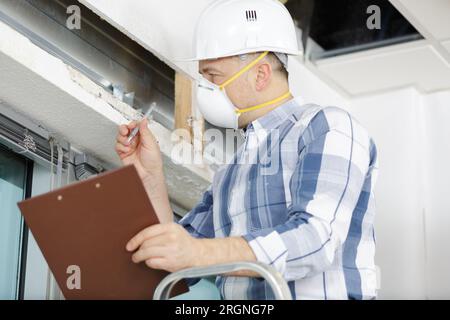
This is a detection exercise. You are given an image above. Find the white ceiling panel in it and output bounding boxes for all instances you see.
[393,0,450,41]
[316,41,450,95]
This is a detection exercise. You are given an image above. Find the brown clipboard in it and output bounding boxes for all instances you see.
[17,164,188,300]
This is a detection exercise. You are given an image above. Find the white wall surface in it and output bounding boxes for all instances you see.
[348,88,428,299]
[342,86,450,299]
[420,90,450,299]
[289,57,349,109]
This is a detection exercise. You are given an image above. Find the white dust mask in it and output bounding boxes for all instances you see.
[195,51,291,129]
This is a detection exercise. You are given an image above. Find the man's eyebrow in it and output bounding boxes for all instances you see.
[200,66,222,74]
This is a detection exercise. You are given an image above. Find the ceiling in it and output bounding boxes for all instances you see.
[77,0,450,97]
[314,0,450,96]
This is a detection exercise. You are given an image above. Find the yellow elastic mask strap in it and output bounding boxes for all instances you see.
[235,91,292,115]
[219,51,269,90]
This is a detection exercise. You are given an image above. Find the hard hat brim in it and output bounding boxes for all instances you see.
[174,47,302,62]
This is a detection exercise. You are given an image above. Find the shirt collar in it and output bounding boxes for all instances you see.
[246,95,304,132]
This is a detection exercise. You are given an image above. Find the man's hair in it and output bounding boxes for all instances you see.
[236,52,289,80]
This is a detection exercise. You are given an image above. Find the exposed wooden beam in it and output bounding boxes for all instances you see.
[174,72,193,143]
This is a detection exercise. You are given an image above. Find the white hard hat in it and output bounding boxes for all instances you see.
[181,0,301,61]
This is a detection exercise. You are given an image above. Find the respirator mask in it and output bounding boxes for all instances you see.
[195,51,291,129]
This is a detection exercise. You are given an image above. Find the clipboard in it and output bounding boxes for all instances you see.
[17,164,188,300]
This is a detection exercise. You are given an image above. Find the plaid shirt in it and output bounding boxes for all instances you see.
[178,97,379,300]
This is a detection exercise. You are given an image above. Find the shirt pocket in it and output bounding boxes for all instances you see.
[246,166,289,231]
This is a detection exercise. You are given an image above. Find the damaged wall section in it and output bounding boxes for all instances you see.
[0,17,212,212]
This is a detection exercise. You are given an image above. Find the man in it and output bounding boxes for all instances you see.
[115,0,378,299]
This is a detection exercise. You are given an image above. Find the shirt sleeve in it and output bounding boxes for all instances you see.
[177,185,215,239]
[176,186,215,287]
[242,108,373,281]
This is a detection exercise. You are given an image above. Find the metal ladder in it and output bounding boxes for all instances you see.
[154,261,292,300]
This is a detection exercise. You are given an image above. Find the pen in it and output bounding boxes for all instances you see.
[126,103,156,144]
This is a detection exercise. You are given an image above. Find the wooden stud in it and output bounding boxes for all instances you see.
[174,72,193,143]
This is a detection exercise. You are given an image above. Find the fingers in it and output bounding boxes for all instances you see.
[118,124,129,136]
[126,224,167,252]
[138,118,158,146]
[118,121,138,138]
[116,122,139,158]
[115,142,131,154]
[116,118,156,151]
[145,258,168,270]
[132,246,167,263]
[139,233,171,249]
[127,120,139,130]
[118,121,138,136]
[116,133,138,147]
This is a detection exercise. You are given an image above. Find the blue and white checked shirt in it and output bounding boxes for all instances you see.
[178,97,378,300]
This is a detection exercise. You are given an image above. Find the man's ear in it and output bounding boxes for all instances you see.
[255,62,272,91]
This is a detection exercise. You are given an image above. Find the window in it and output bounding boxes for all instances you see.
[0,145,31,299]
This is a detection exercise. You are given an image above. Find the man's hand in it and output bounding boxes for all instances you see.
[115,118,163,181]
[115,118,173,223]
[126,223,200,273]
[126,222,258,275]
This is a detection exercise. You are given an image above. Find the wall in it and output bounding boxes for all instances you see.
[289,57,349,108]
[347,88,428,299]
[421,90,450,299]
[290,58,450,299]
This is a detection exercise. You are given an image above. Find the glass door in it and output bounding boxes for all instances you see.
[0,145,30,299]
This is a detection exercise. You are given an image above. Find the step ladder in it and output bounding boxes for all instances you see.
[154,261,292,300]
